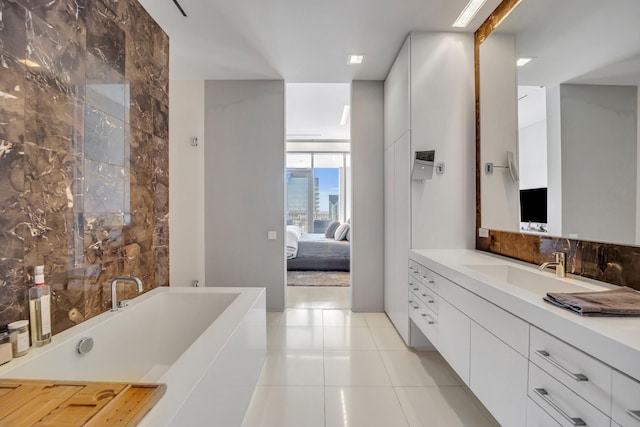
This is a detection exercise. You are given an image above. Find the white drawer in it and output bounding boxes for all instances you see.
[408,260,420,276]
[529,362,610,427]
[612,370,640,427]
[408,277,421,294]
[417,265,439,294]
[438,272,529,357]
[527,397,561,427]
[409,291,438,345]
[416,283,438,315]
[530,327,612,416]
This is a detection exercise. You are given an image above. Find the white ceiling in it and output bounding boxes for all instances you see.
[286,83,350,140]
[495,0,640,87]
[138,0,501,82]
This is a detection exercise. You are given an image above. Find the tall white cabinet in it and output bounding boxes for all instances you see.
[383,32,475,344]
[384,38,411,343]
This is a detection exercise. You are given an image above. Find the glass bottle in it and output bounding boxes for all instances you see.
[29,265,52,347]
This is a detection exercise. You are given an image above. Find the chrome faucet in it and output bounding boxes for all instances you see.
[110,276,143,311]
[539,252,566,278]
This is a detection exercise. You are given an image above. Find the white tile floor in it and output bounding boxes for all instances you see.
[242,305,501,427]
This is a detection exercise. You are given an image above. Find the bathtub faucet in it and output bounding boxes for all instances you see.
[110,276,143,312]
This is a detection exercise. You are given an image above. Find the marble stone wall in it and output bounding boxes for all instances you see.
[477,231,640,290]
[0,0,169,334]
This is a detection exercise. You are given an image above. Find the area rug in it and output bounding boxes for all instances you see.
[287,271,350,287]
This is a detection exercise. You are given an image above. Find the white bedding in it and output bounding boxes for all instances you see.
[286,225,301,259]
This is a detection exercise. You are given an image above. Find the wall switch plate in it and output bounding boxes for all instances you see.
[435,162,445,174]
[267,231,277,240]
[478,228,490,238]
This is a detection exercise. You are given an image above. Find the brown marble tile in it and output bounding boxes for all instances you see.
[0,0,168,336]
[84,106,126,166]
[86,2,125,76]
[0,0,29,60]
[24,77,84,153]
[478,229,640,292]
[151,98,168,140]
[84,158,125,213]
[25,10,86,94]
[23,142,83,214]
[129,86,153,133]
[0,55,26,144]
[0,259,27,327]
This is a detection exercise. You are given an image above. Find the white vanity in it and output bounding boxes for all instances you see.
[407,249,640,427]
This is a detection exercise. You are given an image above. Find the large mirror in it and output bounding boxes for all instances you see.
[479,0,640,245]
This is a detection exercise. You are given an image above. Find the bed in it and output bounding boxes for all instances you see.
[286,227,350,271]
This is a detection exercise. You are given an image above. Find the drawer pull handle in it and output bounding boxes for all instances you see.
[413,287,420,291]
[420,313,435,324]
[412,304,419,309]
[422,275,435,283]
[533,388,586,426]
[535,350,589,382]
[627,409,640,422]
[420,293,435,303]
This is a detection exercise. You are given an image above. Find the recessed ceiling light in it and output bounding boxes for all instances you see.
[347,55,365,65]
[17,59,41,68]
[516,57,534,67]
[452,0,488,28]
[340,105,351,126]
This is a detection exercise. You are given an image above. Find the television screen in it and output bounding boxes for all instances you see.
[520,187,547,223]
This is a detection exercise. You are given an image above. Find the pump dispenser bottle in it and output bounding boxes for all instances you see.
[29,265,51,346]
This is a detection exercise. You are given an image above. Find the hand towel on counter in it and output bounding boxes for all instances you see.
[544,286,640,316]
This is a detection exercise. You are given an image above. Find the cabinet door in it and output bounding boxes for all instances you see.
[438,297,470,385]
[612,370,640,427]
[384,146,396,322]
[470,321,528,427]
[383,37,410,149]
[393,133,411,343]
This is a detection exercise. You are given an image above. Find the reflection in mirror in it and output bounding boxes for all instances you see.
[480,0,640,245]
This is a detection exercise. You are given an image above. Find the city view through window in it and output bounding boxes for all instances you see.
[286,153,350,234]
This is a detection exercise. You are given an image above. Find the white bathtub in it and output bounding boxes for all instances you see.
[0,286,267,426]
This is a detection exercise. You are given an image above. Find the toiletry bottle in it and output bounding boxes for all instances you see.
[29,265,52,346]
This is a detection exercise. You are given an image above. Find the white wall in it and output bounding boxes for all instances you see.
[204,80,286,310]
[560,84,637,244]
[410,32,476,249]
[546,85,562,236]
[169,80,206,287]
[518,120,548,190]
[479,34,519,232]
[351,81,384,312]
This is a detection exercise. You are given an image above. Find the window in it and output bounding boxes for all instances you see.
[286,152,350,234]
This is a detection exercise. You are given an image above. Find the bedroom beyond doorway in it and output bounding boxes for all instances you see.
[285,83,351,308]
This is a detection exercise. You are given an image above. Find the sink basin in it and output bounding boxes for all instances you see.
[463,264,604,295]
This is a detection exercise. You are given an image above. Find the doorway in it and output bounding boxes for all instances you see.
[285,83,351,309]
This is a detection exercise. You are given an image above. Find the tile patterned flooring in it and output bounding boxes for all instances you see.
[241,287,500,427]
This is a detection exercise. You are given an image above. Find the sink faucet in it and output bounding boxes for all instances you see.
[539,252,566,278]
[110,276,143,311]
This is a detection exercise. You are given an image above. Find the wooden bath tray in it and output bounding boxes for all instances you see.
[0,379,166,426]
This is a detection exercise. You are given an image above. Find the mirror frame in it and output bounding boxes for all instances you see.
[474,0,640,289]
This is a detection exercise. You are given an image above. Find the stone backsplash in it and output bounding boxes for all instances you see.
[477,231,640,290]
[0,0,169,334]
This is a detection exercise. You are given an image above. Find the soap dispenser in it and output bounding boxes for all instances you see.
[29,265,52,346]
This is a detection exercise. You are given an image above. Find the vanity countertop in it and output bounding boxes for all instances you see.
[410,249,640,381]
